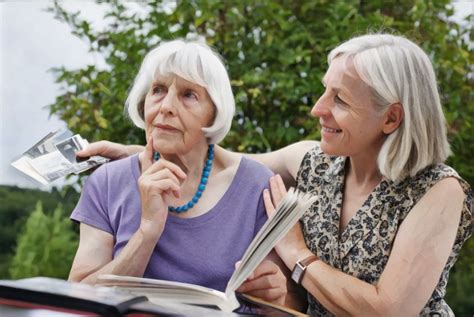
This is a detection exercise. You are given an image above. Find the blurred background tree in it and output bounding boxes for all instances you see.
[9,201,78,279]
[2,0,471,314]
[0,185,79,278]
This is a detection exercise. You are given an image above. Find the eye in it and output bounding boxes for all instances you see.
[152,85,167,96]
[334,95,348,106]
[183,90,198,100]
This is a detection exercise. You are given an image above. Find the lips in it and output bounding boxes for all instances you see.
[155,123,179,132]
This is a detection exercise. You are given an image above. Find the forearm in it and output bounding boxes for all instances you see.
[301,260,389,316]
[126,145,145,156]
[79,227,159,284]
[278,243,387,316]
[244,141,318,188]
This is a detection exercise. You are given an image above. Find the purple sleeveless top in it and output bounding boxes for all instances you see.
[71,155,272,292]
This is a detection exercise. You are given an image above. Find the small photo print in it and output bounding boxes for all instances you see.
[54,137,82,164]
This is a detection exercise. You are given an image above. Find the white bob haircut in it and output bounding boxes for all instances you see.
[329,34,451,182]
[126,39,235,144]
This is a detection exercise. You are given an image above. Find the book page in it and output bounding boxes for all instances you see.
[225,188,316,295]
[97,275,237,312]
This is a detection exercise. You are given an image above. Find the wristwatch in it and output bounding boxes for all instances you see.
[291,255,319,285]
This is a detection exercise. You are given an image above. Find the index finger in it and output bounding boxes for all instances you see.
[247,260,279,280]
[141,136,154,171]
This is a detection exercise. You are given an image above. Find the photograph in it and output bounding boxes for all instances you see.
[54,136,83,164]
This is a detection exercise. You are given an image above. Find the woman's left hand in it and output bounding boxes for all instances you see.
[236,260,287,305]
[264,175,314,269]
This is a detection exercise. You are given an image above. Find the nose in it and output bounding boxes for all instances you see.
[311,93,331,118]
[159,88,177,115]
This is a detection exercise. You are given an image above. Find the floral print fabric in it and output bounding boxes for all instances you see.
[297,145,473,316]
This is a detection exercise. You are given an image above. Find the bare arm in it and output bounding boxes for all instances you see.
[78,140,318,188]
[70,138,186,284]
[76,141,144,160]
[69,222,159,284]
[266,176,465,316]
[246,141,318,187]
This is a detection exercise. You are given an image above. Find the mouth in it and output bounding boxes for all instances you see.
[155,123,179,132]
[321,125,342,133]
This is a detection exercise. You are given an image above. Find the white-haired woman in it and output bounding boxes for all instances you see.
[68,40,293,307]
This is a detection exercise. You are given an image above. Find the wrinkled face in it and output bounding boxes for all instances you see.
[143,75,215,155]
[311,57,386,158]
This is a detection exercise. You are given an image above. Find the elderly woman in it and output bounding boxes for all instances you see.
[68,39,291,306]
[78,34,472,315]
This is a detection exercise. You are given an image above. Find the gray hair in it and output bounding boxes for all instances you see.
[329,33,451,182]
[126,39,235,144]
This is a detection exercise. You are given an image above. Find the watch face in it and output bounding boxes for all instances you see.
[291,263,304,284]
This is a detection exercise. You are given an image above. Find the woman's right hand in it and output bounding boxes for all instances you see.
[76,141,144,160]
[138,137,186,238]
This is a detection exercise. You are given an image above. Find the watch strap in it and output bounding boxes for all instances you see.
[292,254,319,285]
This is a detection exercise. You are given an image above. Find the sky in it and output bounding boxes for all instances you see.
[0,1,107,190]
[0,1,472,190]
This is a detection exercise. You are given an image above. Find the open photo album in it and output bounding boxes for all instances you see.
[11,130,109,185]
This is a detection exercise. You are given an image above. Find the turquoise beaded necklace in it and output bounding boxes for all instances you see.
[153,144,214,213]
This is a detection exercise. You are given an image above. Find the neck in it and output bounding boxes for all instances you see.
[346,147,383,190]
[160,145,209,180]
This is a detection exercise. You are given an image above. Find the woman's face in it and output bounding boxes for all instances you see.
[311,57,386,158]
[143,75,215,155]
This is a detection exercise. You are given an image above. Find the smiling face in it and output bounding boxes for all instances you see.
[311,57,387,158]
[143,75,215,155]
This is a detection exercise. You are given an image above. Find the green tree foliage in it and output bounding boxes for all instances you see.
[445,237,474,316]
[9,201,79,279]
[48,0,473,184]
[46,0,472,313]
[0,185,79,278]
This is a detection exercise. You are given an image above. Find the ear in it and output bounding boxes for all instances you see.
[382,103,403,134]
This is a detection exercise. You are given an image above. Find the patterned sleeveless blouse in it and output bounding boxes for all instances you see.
[296,145,473,316]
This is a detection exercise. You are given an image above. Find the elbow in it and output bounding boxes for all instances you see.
[68,273,82,283]
[369,291,419,317]
[68,269,94,284]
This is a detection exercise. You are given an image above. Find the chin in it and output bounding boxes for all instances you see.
[153,140,178,154]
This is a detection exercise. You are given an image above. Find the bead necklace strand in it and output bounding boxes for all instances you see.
[153,144,214,213]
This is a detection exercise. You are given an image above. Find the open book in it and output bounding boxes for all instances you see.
[97,187,316,313]
[11,130,109,185]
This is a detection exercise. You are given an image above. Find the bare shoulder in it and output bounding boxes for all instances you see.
[425,176,465,202]
[409,176,466,225]
[213,146,242,178]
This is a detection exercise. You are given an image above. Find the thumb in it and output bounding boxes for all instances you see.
[234,261,242,270]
